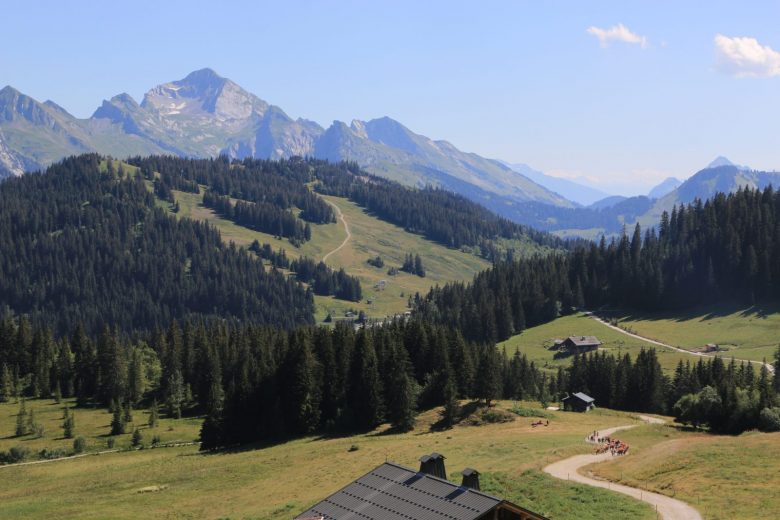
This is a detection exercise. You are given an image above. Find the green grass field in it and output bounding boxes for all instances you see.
[170,188,491,322]
[0,398,201,456]
[498,312,700,373]
[605,303,780,363]
[588,423,780,520]
[0,401,658,520]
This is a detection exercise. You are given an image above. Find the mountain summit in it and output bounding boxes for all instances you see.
[0,69,570,210]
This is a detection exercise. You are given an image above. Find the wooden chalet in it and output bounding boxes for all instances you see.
[560,336,601,354]
[295,452,547,520]
[562,392,595,413]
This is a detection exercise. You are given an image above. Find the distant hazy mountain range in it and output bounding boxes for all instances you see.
[501,162,612,206]
[0,68,572,212]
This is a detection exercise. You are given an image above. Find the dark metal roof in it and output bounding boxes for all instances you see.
[565,336,601,347]
[294,461,503,520]
[564,392,595,403]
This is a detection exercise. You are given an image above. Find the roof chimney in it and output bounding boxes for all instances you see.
[419,452,447,479]
[461,468,481,490]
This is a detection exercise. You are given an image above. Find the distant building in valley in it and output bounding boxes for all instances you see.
[295,452,548,520]
[559,336,601,355]
[562,392,595,413]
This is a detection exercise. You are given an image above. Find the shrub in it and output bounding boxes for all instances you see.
[759,407,780,432]
[151,435,161,447]
[39,448,67,460]
[106,438,115,449]
[2,446,30,463]
[73,436,87,454]
[509,405,554,419]
[348,444,359,452]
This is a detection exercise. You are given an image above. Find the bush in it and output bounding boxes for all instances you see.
[0,445,30,464]
[73,436,87,454]
[106,438,115,449]
[509,405,554,419]
[348,444,359,452]
[151,435,161,447]
[39,448,67,460]
[759,407,780,432]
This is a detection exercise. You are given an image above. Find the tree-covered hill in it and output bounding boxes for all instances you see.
[0,154,314,334]
[419,185,780,344]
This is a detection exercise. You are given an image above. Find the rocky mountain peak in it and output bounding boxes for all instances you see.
[141,68,266,121]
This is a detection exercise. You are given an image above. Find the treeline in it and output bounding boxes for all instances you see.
[249,241,290,269]
[128,155,335,225]
[290,257,362,302]
[0,154,314,335]
[203,190,312,244]
[567,349,780,433]
[314,161,565,252]
[419,186,780,343]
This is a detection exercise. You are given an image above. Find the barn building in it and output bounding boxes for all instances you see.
[562,392,595,412]
[560,336,601,355]
[295,452,547,520]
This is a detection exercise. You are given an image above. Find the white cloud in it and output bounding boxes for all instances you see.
[587,23,647,49]
[714,34,780,77]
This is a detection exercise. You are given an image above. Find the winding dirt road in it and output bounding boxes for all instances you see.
[543,416,702,520]
[587,312,775,374]
[322,199,351,263]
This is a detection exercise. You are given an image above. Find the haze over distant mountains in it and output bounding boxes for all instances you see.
[0,68,571,213]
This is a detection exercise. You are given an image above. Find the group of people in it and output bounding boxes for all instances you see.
[587,431,629,456]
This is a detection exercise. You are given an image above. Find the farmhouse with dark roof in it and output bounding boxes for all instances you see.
[295,452,547,520]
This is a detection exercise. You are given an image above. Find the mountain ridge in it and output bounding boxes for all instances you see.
[0,68,571,210]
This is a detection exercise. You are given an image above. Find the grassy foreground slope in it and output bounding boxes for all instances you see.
[498,312,697,373]
[170,188,492,321]
[605,303,780,363]
[0,402,656,520]
[588,422,780,520]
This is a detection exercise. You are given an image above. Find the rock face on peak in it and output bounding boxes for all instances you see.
[0,69,572,211]
[141,68,266,121]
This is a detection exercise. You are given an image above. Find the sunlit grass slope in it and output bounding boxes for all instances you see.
[0,402,655,520]
[498,312,703,374]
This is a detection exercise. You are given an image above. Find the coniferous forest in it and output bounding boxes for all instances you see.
[0,154,778,451]
[0,155,314,335]
[419,186,780,343]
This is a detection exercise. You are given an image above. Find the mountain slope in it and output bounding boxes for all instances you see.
[0,69,569,210]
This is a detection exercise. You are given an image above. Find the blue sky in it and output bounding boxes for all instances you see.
[2,1,780,195]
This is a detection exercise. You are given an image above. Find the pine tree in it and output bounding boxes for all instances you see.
[385,345,417,432]
[110,402,125,435]
[123,402,133,425]
[63,407,75,439]
[27,408,36,435]
[131,428,143,448]
[53,381,62,404]
[287,335,321,435]
[148,399,159,428]
[476,346,502,407]
[348,330,385,430]
[441,376,459,428]
[15,399,27,437]
[128,347,145,406]
[0,363,12,403]
[166,369,185,419]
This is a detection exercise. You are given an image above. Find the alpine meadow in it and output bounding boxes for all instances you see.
[1,3,780,520]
